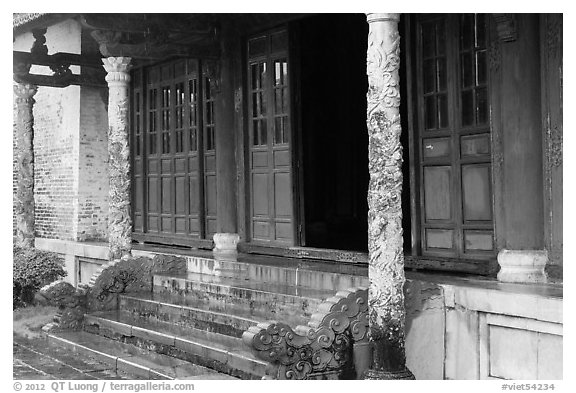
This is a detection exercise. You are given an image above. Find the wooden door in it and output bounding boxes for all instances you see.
[247,29,294,245]
[414,14,494,259]
[131,59,216,246]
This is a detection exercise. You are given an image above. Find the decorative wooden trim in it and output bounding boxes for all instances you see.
[13,13,46,29]
[14,47,106,88]
[238,243,369,264]
[90,28,219,60]
[405,255,496,276]
[132,232,214,250]
[493,14,517,42]
[239,242,496,275]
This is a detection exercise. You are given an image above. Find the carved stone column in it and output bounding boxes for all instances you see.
[14,83,38,249]
[102,57,132,260]
[364,13,414,380]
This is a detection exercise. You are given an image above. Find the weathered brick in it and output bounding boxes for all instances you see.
[13,18,109,242]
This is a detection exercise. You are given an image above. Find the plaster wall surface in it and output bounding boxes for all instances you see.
[404,273,563,380]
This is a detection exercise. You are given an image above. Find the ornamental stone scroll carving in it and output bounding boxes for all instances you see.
[242,287,369,380]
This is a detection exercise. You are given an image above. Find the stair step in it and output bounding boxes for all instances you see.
[47,331,236,380]
[120,293,262,337]
[186,256,369,291]
[83,311,268,379]
[153,273,329,322]
[85,311,246,351]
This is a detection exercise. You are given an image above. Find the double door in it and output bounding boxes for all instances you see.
[131,59,217,246]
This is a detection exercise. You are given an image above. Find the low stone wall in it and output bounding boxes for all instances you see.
[403,274,563,380]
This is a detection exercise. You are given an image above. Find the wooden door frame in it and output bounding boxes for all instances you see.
[130,59,214,250]
[241,25,302,247]
[288,21,306,247]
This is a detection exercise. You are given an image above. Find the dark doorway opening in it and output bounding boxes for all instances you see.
[296,14,369,252]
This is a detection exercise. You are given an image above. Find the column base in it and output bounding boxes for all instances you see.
[213,233,240,255]
[497,249,548,283]
[364,367,415,380]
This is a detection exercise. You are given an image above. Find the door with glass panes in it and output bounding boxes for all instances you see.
[413,14,495,259]
[247,29,295,245]
[131,59,217,246]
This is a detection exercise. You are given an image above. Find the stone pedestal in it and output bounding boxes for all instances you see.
[497,249,548,283]
[102,57,132,260]
[213,233,240,255]
[364,13,414,380]
[14,83,38,249]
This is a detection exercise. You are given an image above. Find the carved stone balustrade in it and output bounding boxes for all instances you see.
[242,287,369,380]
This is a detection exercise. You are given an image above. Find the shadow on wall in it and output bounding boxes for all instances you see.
[403,279,446,380]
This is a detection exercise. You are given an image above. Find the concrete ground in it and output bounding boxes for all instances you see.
[13,334,147,380]
[13,305,141,380]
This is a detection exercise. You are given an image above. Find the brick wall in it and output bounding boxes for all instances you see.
[33,84,80,240]
[77,87,109,240]
[13,18,111,242]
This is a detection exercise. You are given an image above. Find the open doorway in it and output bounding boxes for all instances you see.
[295,14,369,252]
[294,14,412,254]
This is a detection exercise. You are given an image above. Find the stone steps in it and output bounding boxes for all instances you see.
[120,292,262,337]
[82,310,268,379]
[47,331,236,380]
[185,256,369,291]
[153,272,332,324]
[53,253,368,379]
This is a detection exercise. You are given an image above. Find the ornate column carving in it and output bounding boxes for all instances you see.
[364,13,414,380]
[14,83,38,248]
[102,57,132,260]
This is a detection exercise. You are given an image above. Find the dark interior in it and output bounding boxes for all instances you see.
[297,14,369,251]
[296,14,412,253]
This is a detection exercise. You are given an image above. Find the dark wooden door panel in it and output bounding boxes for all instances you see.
[423,166,453,222]
[131,59,216,245]
[425,228,454,251]
[461,163,492,222]
[248,30,294,245]
[414,14,494,260]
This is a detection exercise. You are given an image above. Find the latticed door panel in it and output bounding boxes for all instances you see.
[248,29,294,245]
[131,59,216,244]
[415,14,494,259]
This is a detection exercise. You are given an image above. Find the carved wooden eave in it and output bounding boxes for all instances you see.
[230,13,311,35]
[13,13,76,36]
[13,50,106,88]
[13,13,45,28]
[82,13,221,61]
[90,30,220,61]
